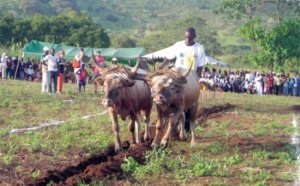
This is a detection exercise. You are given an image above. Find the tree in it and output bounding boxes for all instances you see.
[215,0,300,70]
[111,35,136,48]
[19,0,41,15]
[137,15,222,57]
[214,0,300,23]
[213,0,262,20]
[0,13,15,46]
[245,19,300,71]
[48,0,74,14]
[0,10,111,48]
[66,25,110,48]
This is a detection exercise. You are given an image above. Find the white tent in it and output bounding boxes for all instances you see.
[143,46,227,67]
[143,46,173,59]
[205,56,227,67]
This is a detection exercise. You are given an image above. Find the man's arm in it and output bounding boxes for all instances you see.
[42,56,48,66]
[196,66,203,78]
[76,69,81,75]
[75,54,82,61]
[158,57,174,69]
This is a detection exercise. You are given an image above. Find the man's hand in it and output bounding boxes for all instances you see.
[159,57,171,70]
[158,64,164,69]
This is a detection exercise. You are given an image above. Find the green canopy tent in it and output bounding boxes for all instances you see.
[22,40,145,65]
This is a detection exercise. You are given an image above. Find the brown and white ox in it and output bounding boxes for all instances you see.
[129,65,200,147]
[93,56,153,153]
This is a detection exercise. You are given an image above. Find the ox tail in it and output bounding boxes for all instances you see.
[184,109,191,132]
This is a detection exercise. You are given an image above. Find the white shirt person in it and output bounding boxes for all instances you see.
[159,27,207,78]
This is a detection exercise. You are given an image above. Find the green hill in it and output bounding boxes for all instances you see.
[0,0,222,35]
[0,0,252,67]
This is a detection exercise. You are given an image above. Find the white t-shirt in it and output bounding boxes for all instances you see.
[74,54,84,73]
[1,57,7,68]
[255,75,262,86]
[167,41,206,71]
[44,55,58,71]
[26,68,34,75]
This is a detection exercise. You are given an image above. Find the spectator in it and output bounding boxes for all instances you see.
[279,73,287,95]
[158,27,206,78]
[19,58,25,80]
[269,72,275,94]
[25,65,34,81]
[33,60,39,72]
[111,57,118,68]
[1,53,7,79]
[41,47,49,93]
[25,58,32,69]
[292,74,299,96]
[288,78,292,96]
[274,74,281,95]
[74,48,85,90]
[241,78,249,93]
[263,73,270,94]
[283,78,289,96]
[12,56,18,79]
[43,48,58,93]
[6,56,13,79]
[92,50,105,94]
[255,72,263,95]
[57,49,66,93]
[76,63,88,92]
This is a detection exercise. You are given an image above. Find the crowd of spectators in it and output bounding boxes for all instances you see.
[0,52,74,83]
[2,52,300,97]
[200,67,300,96]
[0,53,41,81]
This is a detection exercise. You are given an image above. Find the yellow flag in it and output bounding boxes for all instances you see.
[185,55,195,70]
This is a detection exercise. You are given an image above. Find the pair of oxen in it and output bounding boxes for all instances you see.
[92,54,200,153]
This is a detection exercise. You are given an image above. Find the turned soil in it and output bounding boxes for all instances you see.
[0,103,295,186]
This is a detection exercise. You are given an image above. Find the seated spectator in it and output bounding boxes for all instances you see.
[25,65,34,81]
[111,58,118,68]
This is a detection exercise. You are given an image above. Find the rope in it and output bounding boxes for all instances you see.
[148,69,187,85]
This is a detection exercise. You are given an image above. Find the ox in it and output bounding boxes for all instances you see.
[127,64,200,147]
[92,55,153,153]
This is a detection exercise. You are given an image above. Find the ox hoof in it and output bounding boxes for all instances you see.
[191,140,196,147]
[144,135,151,142]
[180,135,187,141]
[151,142,160,148]
[130,143,137,148]
[114,146,123,154]
[160,140,170,148]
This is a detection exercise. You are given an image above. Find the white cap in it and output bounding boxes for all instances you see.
[112,57,118,62]
[43,46,49,51]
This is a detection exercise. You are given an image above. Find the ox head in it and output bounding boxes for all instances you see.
[93,56,140,107]
[149,69,190,105]
[128,58,192,105]
[95,73,136,107]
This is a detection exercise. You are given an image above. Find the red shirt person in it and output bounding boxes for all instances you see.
[92,50,105,93]
[76,63,88,92]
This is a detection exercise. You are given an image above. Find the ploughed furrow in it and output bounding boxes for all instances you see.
[26,104,234,185]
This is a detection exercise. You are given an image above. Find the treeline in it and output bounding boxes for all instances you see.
[0,10,110,48]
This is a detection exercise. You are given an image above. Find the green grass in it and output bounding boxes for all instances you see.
[0,79,299,185]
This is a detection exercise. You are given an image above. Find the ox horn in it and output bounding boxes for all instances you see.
[181,64,192,78]
[125,57,140,78]
[91,49,104,71]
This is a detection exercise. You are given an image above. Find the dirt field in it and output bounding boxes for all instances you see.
[0,102,297,186]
